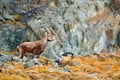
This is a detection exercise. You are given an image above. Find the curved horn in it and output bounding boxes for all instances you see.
[44,27,50,33]
[50,28,55,35]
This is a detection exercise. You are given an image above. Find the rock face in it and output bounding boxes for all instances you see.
[0,0,120,58]
[0,24,26,51]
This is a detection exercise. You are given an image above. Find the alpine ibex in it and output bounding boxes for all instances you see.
[17,27,55,59]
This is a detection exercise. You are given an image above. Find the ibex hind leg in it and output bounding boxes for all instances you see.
[16,46,19,56]
[17,47,23,59]
[36,51,43,58]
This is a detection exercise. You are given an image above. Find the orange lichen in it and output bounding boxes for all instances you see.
[13,14,20,21]
[61,56,72,66]
[0,73,31,80]
[39,57,47,63]
[3,51,16,55]
[59,74,71,80]
[5,20,27,29]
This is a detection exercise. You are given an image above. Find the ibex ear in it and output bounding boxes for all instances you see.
[44,27,50,34]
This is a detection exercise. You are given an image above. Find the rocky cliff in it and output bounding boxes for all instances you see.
[0,0,120,59]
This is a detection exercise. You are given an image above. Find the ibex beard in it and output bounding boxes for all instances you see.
[17,27,55,59]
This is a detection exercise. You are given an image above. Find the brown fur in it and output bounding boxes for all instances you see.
[17,28,54,59]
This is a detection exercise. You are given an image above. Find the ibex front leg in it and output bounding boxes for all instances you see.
[36,50,44,58]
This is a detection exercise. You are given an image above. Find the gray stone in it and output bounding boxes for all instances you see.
[12,56,22,62]
[63,66,71,72]
[24,59,42,68]
[24,61,35,68]
[7,65,14,69]
[0,15,5,21]
[2,11,15,21]
[0,23,26,51]
[22,56,28,62]
[54,58,62,65]
[48,68,57,72]
[54,62,59,68]
[94,30,108,53]
[73,62,80,66]
[114,29,120,47]
[0,61,3,66]
[0,54,12,62]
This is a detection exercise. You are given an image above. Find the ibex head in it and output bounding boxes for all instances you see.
[44,27,55,41]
